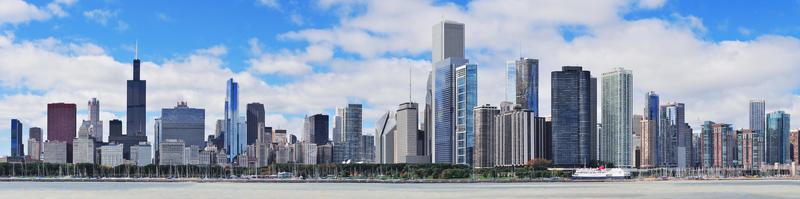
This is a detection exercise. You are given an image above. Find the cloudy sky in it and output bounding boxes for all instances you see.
[1,0,800,156]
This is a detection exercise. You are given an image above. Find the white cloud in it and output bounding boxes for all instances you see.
[246,38,333,75]
[0,0,75,25]
[83,9,116,25]
[637,0,667,9]
[256,0,280,9]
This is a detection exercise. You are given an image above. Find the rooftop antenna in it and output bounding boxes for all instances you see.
[409,64,413,103]
[134,40,139,60]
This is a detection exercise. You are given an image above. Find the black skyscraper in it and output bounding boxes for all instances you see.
[246,103,265,145]
[305,114,330,145]
[127,52,147,137]
[551,66,596,166]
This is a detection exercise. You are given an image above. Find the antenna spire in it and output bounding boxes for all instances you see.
[135,40,139,60]
[409,65,413,102]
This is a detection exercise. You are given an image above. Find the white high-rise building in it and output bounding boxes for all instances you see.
[601,67,633,167]
[88,98,103,141]
[72,137,95,164]
[43,140,67,164]
[100,144,124,167]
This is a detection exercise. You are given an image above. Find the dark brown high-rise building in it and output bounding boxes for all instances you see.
[47,103,76,162]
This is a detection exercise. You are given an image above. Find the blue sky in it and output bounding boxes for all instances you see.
[2,0,800,156]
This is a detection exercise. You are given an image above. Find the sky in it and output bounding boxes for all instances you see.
[1,0,800,156]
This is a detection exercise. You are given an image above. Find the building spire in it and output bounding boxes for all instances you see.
[134,40,139,60]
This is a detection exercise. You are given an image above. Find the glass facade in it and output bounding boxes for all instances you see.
[454,63,477,165]
[515,58,539,116]
[11,119,23,157]
[600,68,632,167]
[551,66,594,166]
[766,111,790,164]
[344,104,363,162]
[505,61,516,102]
[749,100,765,167]
[225,78,239,161]
[433,57,468,164]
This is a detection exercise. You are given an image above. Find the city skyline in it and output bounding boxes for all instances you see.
[2,0,800,157]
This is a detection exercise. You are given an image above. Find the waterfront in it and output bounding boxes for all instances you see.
[0,180,798,198]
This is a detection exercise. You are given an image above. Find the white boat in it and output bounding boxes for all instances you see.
[572,167,629,179]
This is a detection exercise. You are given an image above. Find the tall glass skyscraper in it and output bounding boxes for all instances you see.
[551,66,596,166]
[432,57,476,164]
[514,58,539,116]
[749,100,766,166]
[766,111,790,164]
[505,61,516,102]
[454,63,477,165]
[224,78,240,161]
[10,119,23,157]
[343,104,363,162]
[600,67,633,167]
[431,20,466,164]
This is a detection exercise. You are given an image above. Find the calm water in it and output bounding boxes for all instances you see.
[0,180,798,198]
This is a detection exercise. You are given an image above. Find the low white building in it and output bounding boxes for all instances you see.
[43,140,67,164]
[183,145,199,165]
[72,137,96,164]
[130,142,152,166]
[100,144,124,167]
[159,139,185,165]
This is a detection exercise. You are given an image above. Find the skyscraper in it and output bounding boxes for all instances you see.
[28,127,42,160]
[642,91,659,168]
[766,111,790,164]
[749,100,766,166]
[505,61,516,102]
[10,119,23,158]
[304,114,330,145]
[88,98,103,141]
[473,104,499,168]
[493,103,540,167]
[659,103,690,168]
[600,67,633,167]
[432,20,465,64]
[332,107,345,144]
[224,78,240,161]
[343,104,363,162]
[374,111,396,164]
[395,102,428,163]
[47,103,76,162]
[127,51,147,137]
[160,101,205,148]
[246,103,265,145]
[551,66,596,166]
[514,58,539,116]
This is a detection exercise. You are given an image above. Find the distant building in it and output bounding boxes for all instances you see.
[88,98,103,141]
[10,119,23,158]
[737,129,754,169]
[659,103,691,168]
[749,100,766,166]
[317,144,333,164]
[342,104,363,162]
[640,120,657,168]
[600,67,633,167]
[374,111,396,164]
[512,58,539,116]
[395,102,430,163]
[304,114,330,145]
[360,134,375,163]
[225,78,241,161]
[183,145,200,165]
[246,103,265,146]
[473,104,499,168]
[494,103,541,167]
[72,137,96,164]
[28,127,43,161]
[332,108,344,144]
[43,140,67,164]
[127,54,147,142]
[551,66,596,166]
[301,142,318,165]
[130,142,152,166]
[766,111,790,164]
[48,103,76,162]
[160,101,205,149]
[100,144,124,167]
[159,139,186,165]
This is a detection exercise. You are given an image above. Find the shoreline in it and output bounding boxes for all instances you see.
[0,177,797,184]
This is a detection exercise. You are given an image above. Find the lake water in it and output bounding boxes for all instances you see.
[0,180,798,198]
